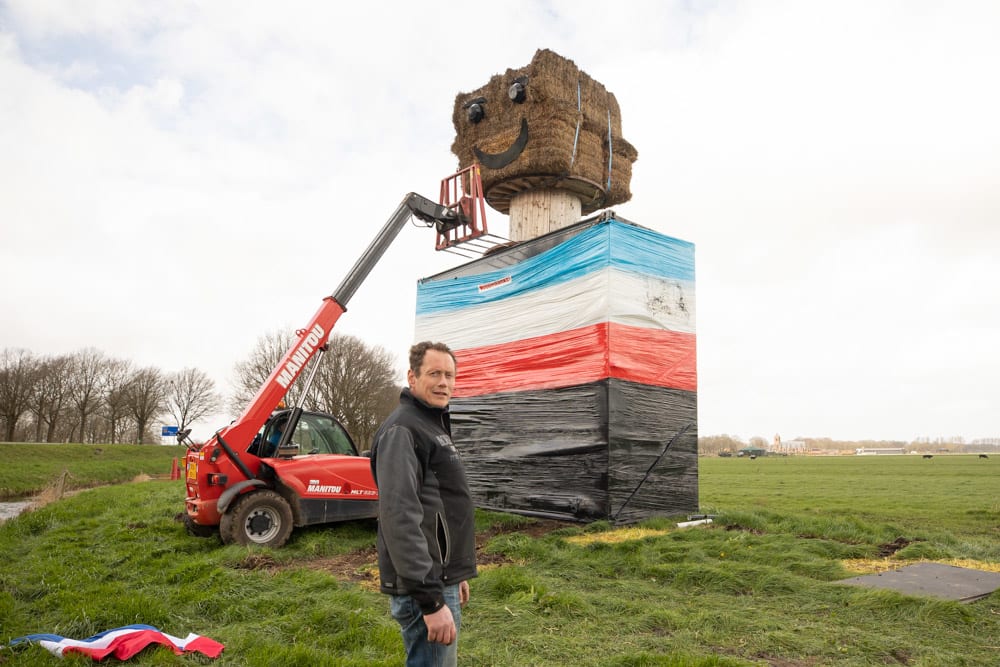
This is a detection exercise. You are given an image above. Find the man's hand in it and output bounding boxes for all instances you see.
[459,580,470,607]
[423,604,456,645]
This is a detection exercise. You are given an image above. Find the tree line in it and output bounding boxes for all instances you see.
[0,333,400,448]
[11,339,987,453]
[698,434,998,455]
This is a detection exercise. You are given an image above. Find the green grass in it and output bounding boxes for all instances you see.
[0,443,184,499]
[700,454,1000,558]
[0,453,997,665]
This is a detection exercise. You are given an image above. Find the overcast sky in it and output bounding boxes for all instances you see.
[2,1,998,443]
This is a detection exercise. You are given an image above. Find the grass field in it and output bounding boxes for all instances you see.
[0,443,184,499]
[0,450,997,666]
[700,455,998,556]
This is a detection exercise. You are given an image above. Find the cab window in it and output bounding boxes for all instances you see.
[294,414,357,456]
[250,417,288,457]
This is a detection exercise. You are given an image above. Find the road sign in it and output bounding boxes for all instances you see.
[162,425,179,437]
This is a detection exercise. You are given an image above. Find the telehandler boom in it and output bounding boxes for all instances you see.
[183,192,465,547]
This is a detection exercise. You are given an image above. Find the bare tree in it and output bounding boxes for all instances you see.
[698,434,744,456]
[68,348,108,443]
[30,354,73,442]
[102,358,134,444]
[230,330,303,413]
[125,366,167,444]
[0,348,39,441]
[166,368,222,434]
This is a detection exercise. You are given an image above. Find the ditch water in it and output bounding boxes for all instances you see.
[0,501,32,522]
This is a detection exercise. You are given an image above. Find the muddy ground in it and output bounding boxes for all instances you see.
[234,519,574,586]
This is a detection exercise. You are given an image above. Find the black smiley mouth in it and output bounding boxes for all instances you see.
[474,118,529,169]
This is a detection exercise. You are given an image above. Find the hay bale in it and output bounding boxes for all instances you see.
[452,49,637,214]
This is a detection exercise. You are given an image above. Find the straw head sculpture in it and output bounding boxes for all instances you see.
[451,49,638,242]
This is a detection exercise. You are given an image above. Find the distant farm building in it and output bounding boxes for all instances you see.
[738,447,767,458]
[855,447,905,455]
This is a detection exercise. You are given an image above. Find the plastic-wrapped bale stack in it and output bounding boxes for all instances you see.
[415,215,697,523]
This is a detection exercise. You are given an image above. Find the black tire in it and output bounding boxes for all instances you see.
[183,513,219,539]
[219,490,294,547]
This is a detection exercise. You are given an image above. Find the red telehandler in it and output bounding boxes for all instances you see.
[183,179,492,548]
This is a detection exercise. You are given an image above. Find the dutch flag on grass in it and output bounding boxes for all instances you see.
[8,624,224,660]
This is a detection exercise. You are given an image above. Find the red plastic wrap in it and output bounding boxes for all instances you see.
[453,322,696,397]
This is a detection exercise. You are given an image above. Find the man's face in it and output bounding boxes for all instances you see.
[408,349,456,409]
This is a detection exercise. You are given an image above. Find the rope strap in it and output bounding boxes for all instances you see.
[569,80,582,169]
[606,110,614,190]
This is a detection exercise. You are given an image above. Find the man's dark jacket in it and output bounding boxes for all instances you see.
[370,388,477,613]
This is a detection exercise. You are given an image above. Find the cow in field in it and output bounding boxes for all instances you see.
[979,454,989,459]
[922,454,933,459]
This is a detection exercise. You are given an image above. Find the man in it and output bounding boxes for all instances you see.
[370,341,477,666]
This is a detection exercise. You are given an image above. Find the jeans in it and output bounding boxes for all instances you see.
[389,584,462,667]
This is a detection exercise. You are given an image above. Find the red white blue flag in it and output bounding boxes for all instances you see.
[8,624,224,660]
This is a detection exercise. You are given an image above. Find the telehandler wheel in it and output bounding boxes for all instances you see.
[220,489,294,547]
[183,513,219,539]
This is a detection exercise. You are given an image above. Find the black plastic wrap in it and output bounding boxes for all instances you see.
[450,379,698,523]
[607,380,698,523]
